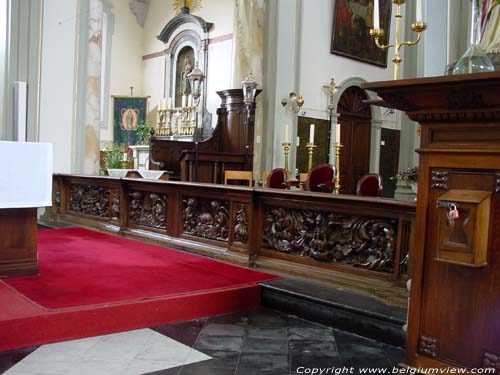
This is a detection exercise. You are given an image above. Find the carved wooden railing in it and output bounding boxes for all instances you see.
[47,174,416,300]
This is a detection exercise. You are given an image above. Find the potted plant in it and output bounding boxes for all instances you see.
[103,145,129,177]
[396,166,419,193]
[135,121,151,145]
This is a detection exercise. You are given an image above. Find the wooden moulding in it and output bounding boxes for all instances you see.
[43,173,417,306]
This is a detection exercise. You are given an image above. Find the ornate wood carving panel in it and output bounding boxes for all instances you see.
[129,190,167,229]
[262,206,397,273]
[418,336,437,357]
[183,197,229,241]
[483,352,500,371]
[233,204,248,244]
[68,184,110,217]
[431,169,450,191]
[111,189,120,220]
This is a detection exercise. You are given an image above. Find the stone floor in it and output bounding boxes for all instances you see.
[0,308,404,375]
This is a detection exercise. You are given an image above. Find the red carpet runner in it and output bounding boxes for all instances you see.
[0,228,278,352]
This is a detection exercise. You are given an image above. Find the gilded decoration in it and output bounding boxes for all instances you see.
[234,204,248,244]
[68,184,110,217]
[129,190,167,229]
[183,197,229,241]
[262,206,397,272]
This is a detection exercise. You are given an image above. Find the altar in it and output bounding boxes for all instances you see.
[0,141,53,277]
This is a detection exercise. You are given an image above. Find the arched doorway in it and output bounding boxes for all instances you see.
[337,86,372,194]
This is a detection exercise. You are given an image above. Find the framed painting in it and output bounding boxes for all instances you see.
[112,96,149,148]
[331,0,392,67]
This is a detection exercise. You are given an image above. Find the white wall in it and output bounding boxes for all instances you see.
[39,0,78,173]
[142,0,235,128]
[101,0,145,143]
[299,0,397,119]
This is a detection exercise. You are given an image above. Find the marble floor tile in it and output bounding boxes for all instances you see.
[3,329,211,375]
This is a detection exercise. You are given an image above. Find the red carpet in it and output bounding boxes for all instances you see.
[0,228,278,352]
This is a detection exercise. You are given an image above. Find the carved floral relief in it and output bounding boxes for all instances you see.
[183,197,229,241]
[262,206,397,273]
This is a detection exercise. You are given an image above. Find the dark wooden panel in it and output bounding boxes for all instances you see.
[0,208,38,277]
[379,128,400,198]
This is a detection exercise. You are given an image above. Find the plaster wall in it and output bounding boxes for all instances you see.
[39,0,78,173]
[101,0,145,143]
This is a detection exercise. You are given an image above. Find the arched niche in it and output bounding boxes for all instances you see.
[158,8,213,137]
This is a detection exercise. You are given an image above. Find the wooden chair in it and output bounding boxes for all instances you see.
[356,173,383,197]
[265,168,287,189]
[224,170,253,187]
[305,164,336,193]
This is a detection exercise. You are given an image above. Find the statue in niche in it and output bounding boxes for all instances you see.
[180,56,192,95]
[175,46,195,107]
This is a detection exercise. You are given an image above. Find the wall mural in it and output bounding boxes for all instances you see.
[331,0,391,66]
[262,206,397,273]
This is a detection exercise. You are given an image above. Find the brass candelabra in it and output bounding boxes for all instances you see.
[334,143,343,195]
[370,0,427,80]
[306,143,317,171]
[282,142,291,177]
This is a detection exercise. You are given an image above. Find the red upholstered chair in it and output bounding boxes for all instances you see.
[356,173,384,197]
[265,168,287,189]
[305,164,336,193]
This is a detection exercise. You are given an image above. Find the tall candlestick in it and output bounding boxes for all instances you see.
[309,124,315,144]
[374,0,380,29]
[335,123,341,144]
[416,0,422,22]
[285,125,289,143]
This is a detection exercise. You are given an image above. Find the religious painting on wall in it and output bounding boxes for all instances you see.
[112,96,149,148]
[331,0,392,67]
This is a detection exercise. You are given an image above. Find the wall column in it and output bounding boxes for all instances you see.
[82,0,104,174]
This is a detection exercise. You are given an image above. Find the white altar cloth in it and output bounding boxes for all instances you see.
[0,141,53,209]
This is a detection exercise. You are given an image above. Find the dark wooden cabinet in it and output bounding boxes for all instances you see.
[363,72,500,370]
[149,89,260,183]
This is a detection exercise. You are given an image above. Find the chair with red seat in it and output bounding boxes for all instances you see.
[356,173,383,197]
[305,164,336,193]
[265,168,287,189]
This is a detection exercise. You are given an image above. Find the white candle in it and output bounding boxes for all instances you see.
[181,95,187,108]
[335,123,341,143]
[309,124,315,144]
[163,98,168,109]
[188,94,193,107]
[285,125,289,143]
[123,153,127,162]
[296,136,300,146]
[374,0,380,29]
[166,97,171,109]
[416,0,422,22]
